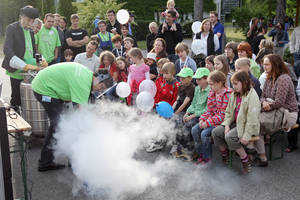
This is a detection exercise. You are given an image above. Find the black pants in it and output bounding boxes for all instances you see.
[10,77,23,111]
[287,128,298,149]
[33,92,64,167]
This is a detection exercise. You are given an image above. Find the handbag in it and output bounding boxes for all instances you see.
[260,108,284,135]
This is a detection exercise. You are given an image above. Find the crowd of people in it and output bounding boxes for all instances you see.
[2,0,300,174]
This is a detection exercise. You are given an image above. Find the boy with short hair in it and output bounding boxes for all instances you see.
[146,52,158,81]
[183,68,210,130]
[172,68,211,160]
[112,34,125,57]
[64,49,74,62]
[174,42,197,74]
[155,58,170,92]
[124,37,135,64]
[234,57,262,97]
[154,62,180,106]
[173,68,195,114]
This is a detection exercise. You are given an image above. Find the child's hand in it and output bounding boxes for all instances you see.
[171,23,177,31]
[240,138,249,145]
[199,121,207,129]
[224,125,230,134]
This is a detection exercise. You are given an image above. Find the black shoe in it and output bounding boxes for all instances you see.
[38,163,65,172]
[258,159,268,167]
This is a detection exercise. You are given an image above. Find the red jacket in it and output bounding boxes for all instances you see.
[155,78,180,106]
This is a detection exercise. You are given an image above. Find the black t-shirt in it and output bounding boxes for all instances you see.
[175,83,195,112]
[106,21,121,35]
[65,28,88,57]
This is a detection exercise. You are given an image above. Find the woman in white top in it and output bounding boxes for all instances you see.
[193,19,219,56]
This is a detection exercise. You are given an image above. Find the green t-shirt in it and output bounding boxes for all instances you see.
[6,28,35,79]
[35,26,61,63]
[31,62,93,104]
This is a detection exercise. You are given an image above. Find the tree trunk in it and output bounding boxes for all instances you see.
[194,0,203,21]
[276,0,286,24]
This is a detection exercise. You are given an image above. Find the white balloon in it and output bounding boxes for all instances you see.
[136,91,154,112]
[116,9,130,25]
[191,39,202,55]
[116,82,131,98]
[191,21,202,34]
[139,80,157,97]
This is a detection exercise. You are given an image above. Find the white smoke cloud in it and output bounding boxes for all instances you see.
[54,101,241,200]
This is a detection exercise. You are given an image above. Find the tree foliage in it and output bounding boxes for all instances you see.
[232,6,265,35]
[58,0,77,27]
[73,0,126,34]
[117,0,215,21]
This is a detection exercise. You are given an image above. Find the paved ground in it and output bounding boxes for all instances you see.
[1,55,300,200]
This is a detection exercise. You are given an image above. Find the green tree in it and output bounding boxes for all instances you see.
[232,6,265,35]
[58,0,77,26]
[73,0,126,34]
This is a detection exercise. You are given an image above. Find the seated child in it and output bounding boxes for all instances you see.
[173,68,195,115]
[191,71,232,164]
[98,51,118,82]
[123,37,135,64]
[64,49,74,62]
[116,56,129,83]
[154,62,180,106]
[175,42,197,74]
[146,52,158,81]
[155,58,170,94]
[205,55,215,72]
[212,71,261,174]
[183,68,210,136]
[112,34,125,58]
[174,68,211,158]
[234,57,262,97]
[214,55,231,87]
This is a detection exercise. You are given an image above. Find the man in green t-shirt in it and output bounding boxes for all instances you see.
[31,62,103,172]
[35,13,61,65]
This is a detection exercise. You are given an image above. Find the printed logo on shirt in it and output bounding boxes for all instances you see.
[49,30,54,35]
[72,32,83,36]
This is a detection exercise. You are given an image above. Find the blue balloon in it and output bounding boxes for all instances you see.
[156,101,174,118]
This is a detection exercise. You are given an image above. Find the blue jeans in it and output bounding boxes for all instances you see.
[191,124,215,159]
[293,53,300,64]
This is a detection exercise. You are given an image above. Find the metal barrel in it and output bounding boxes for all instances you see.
[20,82,49,137]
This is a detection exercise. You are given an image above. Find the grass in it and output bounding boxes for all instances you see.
[225,26,246,42]
[137,40,147,51]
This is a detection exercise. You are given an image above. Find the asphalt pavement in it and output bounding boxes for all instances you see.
[1,55,300,200]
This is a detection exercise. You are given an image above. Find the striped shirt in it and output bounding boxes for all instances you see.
[200,88,232,127]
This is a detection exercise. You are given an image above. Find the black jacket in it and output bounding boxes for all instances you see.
[146,33,157,52]
[2,22,36,73]
[157,23,183,55]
